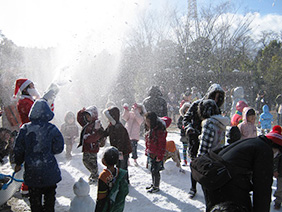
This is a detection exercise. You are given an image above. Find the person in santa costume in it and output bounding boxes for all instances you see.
[14,78,41,126]
[14,78,41,197]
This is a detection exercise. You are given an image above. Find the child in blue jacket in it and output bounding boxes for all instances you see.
[259,104,273,135]
[14,99,64,212]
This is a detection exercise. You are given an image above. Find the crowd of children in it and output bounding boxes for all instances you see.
[2,79,282,212]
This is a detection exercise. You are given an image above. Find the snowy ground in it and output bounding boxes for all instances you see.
[0,127,279,212]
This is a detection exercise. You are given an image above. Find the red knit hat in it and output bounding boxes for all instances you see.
[266,125,282,146]
[14,78,32,97]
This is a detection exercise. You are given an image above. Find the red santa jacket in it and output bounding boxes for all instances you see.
[17,95,34,125]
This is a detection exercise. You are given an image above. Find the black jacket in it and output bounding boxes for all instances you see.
[183,84,225,136]
[143,86,167,117]
[204,136,273,212]
[177,116,185,137]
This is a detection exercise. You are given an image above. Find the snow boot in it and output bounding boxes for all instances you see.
[20,183,29,197]
[183,159,188,166]
[146,184,153,190]
[188,188,196,199]
[147,187,160,193]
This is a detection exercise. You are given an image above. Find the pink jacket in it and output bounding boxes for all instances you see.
[122,109,144,141]
[238,107,257,140]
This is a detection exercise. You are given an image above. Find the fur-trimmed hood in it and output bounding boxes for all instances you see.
[204,83,225,108]
[64,111,76,123]
[147,85,163,97]
[198,99,220,120]
[84,106,98,120]
[103,107,120,125]
[232,86,245,99]
[179,102,191,117]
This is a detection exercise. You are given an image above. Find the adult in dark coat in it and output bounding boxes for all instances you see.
[143,86,168,117]
[202,133,279,212]
[183,83,225,198]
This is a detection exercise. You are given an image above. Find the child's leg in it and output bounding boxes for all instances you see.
[274,177,282,205]
[82,152,98,180]
[131,140,138,160]
[183,142,188,164]
[150,158,162,188]
[66,144,72,157]
[43,185,57,212]
[118,154,129,183]
[29,187,43,211]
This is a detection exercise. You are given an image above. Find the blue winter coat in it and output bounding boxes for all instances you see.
[259,105,273,130]
[14,99,64,187]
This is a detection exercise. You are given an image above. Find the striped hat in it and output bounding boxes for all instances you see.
[266,125,282,146]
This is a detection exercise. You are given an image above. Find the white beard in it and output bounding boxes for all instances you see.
[27,88,41,100]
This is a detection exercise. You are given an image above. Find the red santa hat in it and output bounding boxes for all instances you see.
[14,78,32,97]
[266,125,282,146]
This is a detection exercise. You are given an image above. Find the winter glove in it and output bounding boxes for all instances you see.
[123,103,129,111]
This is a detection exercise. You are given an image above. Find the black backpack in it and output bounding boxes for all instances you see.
[190,140,246,191]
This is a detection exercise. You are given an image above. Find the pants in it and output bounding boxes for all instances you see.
[83,152,98,180]
[28,185,57,212]
[275,177,282,204]
[188,133,200,191]
[148,156,163,188]
[130,139,138,159]
[65,144,73,157]
[118,154,129,183]
[278,114,282,126]
[180,136,189,161]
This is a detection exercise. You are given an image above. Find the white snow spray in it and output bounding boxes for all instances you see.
[21,0,149,125]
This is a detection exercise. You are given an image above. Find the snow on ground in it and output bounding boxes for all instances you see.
[0,127,279,211]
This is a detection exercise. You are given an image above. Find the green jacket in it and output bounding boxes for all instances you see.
[102,168,129,212]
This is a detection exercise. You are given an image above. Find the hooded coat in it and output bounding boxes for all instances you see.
[145,117,167,161]
[230,86,248,118]
[183,84,225,158]
[122,104,145,141]
[231,100,248,126]
[103,107,132,156]
[238,107,257,140]
[14,99,64,187]
[77,106,105,153]
[184,84,225,135]
[61,111,79,146]
[142,86,167,117]
[259,105,273,130]
[177,102,191,137]
[203,136,273,212]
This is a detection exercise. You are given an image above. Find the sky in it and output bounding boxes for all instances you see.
[0,0,281,48]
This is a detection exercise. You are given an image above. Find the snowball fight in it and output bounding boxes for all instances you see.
[0,0,282,212]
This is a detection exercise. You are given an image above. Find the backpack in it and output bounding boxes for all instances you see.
[190,150,232,191]
[190,139,246,191]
